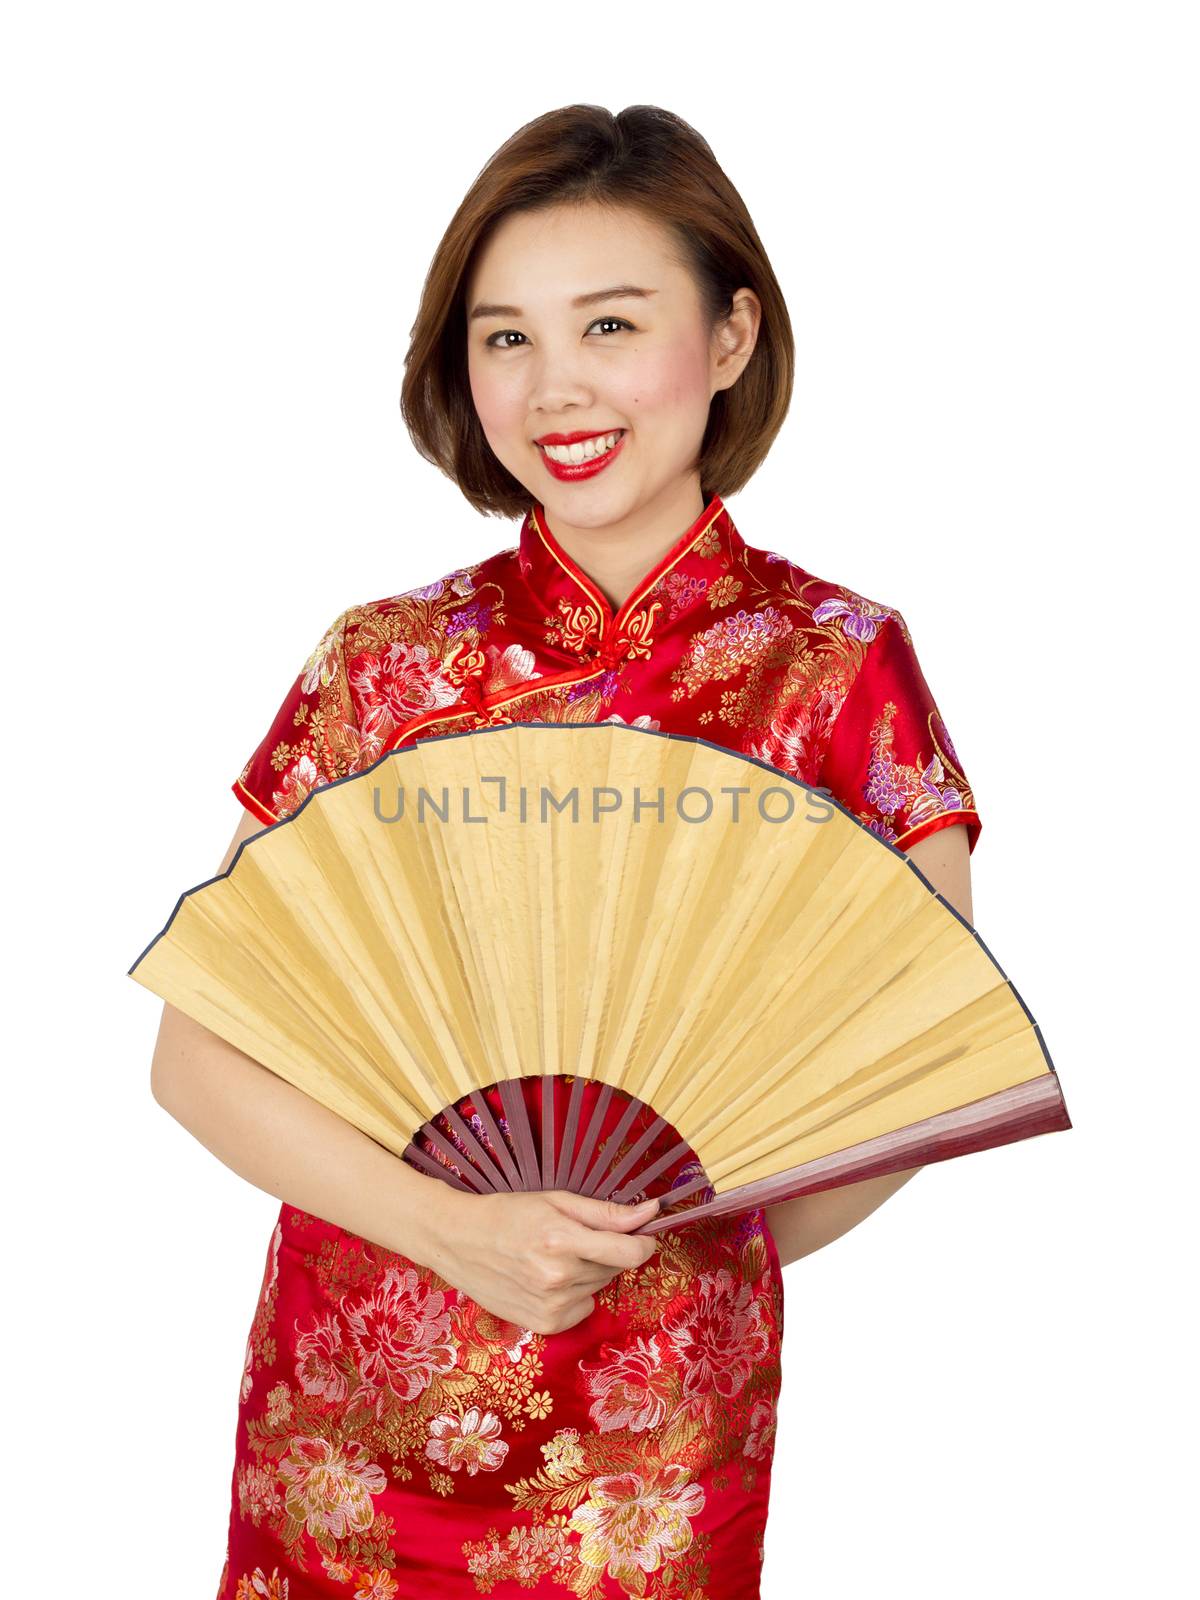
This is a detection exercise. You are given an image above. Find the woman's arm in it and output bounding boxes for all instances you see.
[149,806,660,1332]
[150,804,456,1266]
[764,823,974,1268]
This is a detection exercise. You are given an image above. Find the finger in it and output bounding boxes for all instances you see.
[566,1260,632,1292]
[562,1293,597,1329]
[545,1191,660,1236]
[552,1215,660,1274]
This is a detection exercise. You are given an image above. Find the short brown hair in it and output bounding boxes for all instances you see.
[400,104,795,521]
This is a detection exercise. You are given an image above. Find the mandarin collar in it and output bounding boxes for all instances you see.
[515,491,743,669]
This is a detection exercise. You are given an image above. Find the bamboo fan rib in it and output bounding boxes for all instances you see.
[129,723,1071,1236]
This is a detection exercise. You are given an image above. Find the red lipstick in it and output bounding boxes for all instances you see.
[536,428,627,483]
[535,428,619,445]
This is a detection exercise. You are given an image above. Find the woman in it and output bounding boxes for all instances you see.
[153,104,980,1600]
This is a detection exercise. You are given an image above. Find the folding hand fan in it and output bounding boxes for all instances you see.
[129,722,1070,1235]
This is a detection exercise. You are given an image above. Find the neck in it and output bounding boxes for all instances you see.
[540,479,708,613]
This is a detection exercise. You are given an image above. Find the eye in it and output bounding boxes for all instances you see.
[483,317,636,349]
[587,316,635,337]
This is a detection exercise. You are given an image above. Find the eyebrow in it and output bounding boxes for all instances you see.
[468,285,658,322]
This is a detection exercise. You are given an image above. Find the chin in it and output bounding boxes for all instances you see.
[544,489,638,529]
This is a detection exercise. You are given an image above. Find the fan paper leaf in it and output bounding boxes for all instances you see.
[129,723,1070,1231]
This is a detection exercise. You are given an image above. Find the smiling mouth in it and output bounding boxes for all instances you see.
[537,429,626,465]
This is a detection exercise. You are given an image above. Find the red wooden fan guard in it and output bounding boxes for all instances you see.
[402,1071,1071,1237]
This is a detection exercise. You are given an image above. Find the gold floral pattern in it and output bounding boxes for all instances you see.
[219,1184,782,1597]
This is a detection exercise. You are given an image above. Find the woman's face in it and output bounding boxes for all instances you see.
[465,202,748,533]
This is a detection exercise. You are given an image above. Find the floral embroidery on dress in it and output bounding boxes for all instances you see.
[221,1096,782,1597]
[458,1201,782,1598]
[858,702,975,847]
[232,1566,291,1598]
[569,1464,706,1590]
[228,1208,550,1579]
[427,1407,511,1476]
[745,681,842,785]
[670,607,794,700]
[811,592,894,643]
[602,712,662,732]
[814,611,979,850]
[242,1219,283,1400]
[659,568,707,622]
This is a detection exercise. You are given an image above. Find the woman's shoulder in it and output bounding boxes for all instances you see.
[736,533,910,647]
[335,542,520,656]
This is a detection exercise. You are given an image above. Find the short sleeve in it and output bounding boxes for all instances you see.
[232,608,363,826]
[816,610,983,855]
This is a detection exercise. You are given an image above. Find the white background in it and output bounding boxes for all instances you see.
[6,3,1195,1593]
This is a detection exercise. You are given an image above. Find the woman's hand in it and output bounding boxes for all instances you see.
[419,1187,661,1335]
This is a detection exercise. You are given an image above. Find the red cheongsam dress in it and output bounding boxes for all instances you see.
[216,491,982,1600]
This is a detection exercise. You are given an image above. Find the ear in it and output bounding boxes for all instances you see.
[711,287,762,392]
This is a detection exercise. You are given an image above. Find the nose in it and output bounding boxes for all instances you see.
[526,342,596,421]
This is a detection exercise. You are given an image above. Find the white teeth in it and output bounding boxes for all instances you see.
[542,430,622,464]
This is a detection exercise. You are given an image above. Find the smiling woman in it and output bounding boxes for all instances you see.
[152,102,985,1600]
[459,201,765,571]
